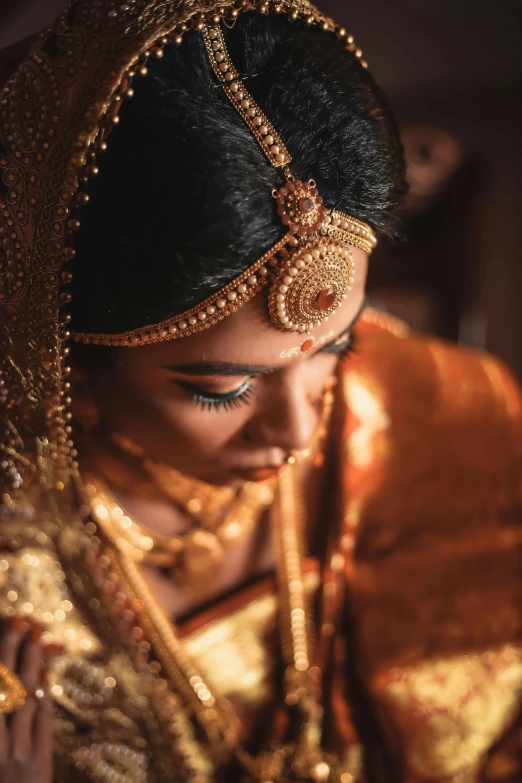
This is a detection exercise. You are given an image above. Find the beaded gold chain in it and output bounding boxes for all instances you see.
[89,462,359,783]
[85,475,276,598]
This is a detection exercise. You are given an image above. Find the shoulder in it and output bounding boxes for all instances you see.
[340,308,522,516]
[351,307,522,439]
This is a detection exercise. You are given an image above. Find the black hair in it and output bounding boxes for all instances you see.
[71,12,406,335]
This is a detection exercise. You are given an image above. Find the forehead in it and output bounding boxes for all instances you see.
[127,248,368,369]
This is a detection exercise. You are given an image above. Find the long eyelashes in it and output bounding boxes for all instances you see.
[185,333,357,413]
[191,379,256,412]
[319,331,357,359]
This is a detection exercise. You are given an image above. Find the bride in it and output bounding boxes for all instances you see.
[0,1,521,782]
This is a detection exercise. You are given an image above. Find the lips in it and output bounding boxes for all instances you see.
[232,465,284,482]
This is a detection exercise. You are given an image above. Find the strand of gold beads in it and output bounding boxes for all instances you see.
[84,381,357,782]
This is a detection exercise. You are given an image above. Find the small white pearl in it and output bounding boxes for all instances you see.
[206,305,216,315]
[281,316,289,323]
[279,284,288,294]
[168,324,178,334]
[298,324,307,332]
[241,99,250,109]
[295,259,306,268]
[178,320,188,329]
[238,284,248,294]
[288,267,298,277]
[268,257,278,267]
[227,291,237,301]
[283,276,293,286]
[304,254,313,263]
[276,293,285,302]
[291,324,299,331]
[188,316,198,325]
[258,266,268,276]
[198,311,207,321]
[312,249,321,259]
[216,299,227,309]
[277,303,286,312]
[248,275,257,285]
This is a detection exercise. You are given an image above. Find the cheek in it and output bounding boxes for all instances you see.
[95,372,249,460]
[154,394,249,454]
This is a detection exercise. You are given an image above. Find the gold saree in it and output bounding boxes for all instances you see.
[1,315,522,782]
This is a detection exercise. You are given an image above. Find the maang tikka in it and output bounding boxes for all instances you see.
[70,20,377,348]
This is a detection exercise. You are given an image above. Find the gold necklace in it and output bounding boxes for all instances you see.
[88,378,336,599]
[89,462,363,783]
[109,432,238,529]
[85,476,276,598]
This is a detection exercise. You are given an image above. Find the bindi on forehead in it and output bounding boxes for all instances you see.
[279,331,336,360]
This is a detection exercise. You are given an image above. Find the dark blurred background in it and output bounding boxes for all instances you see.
[321,0,522,377]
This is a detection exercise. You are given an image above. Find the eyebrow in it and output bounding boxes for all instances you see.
[164,300,366,377]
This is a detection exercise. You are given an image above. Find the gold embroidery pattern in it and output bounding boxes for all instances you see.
[380,648,522,779]
[202,25,292,168]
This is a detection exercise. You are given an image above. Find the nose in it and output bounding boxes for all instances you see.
[244,364,319,454]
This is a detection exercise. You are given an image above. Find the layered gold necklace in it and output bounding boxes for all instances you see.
[87,461,363,783]
[85,473,276,598]
[85,380,334,599]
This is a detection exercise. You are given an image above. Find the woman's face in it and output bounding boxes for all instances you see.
[78,249,368,485]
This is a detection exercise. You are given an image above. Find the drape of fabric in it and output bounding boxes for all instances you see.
[1,316,521,782]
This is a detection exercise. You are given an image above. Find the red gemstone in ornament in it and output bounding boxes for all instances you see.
[299,197,315,214]
[301,339,314,353]
[316,286,337,310]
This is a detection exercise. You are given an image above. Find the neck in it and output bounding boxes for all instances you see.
[78,429,194,537]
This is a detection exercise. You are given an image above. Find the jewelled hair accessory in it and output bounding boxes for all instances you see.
[0,0,373,486]
[72,20,377,347]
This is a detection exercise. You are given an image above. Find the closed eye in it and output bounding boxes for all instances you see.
[319,330,355,357]
[177,378,256,412]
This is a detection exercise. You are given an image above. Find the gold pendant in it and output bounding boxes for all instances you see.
[176,529,225,596]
